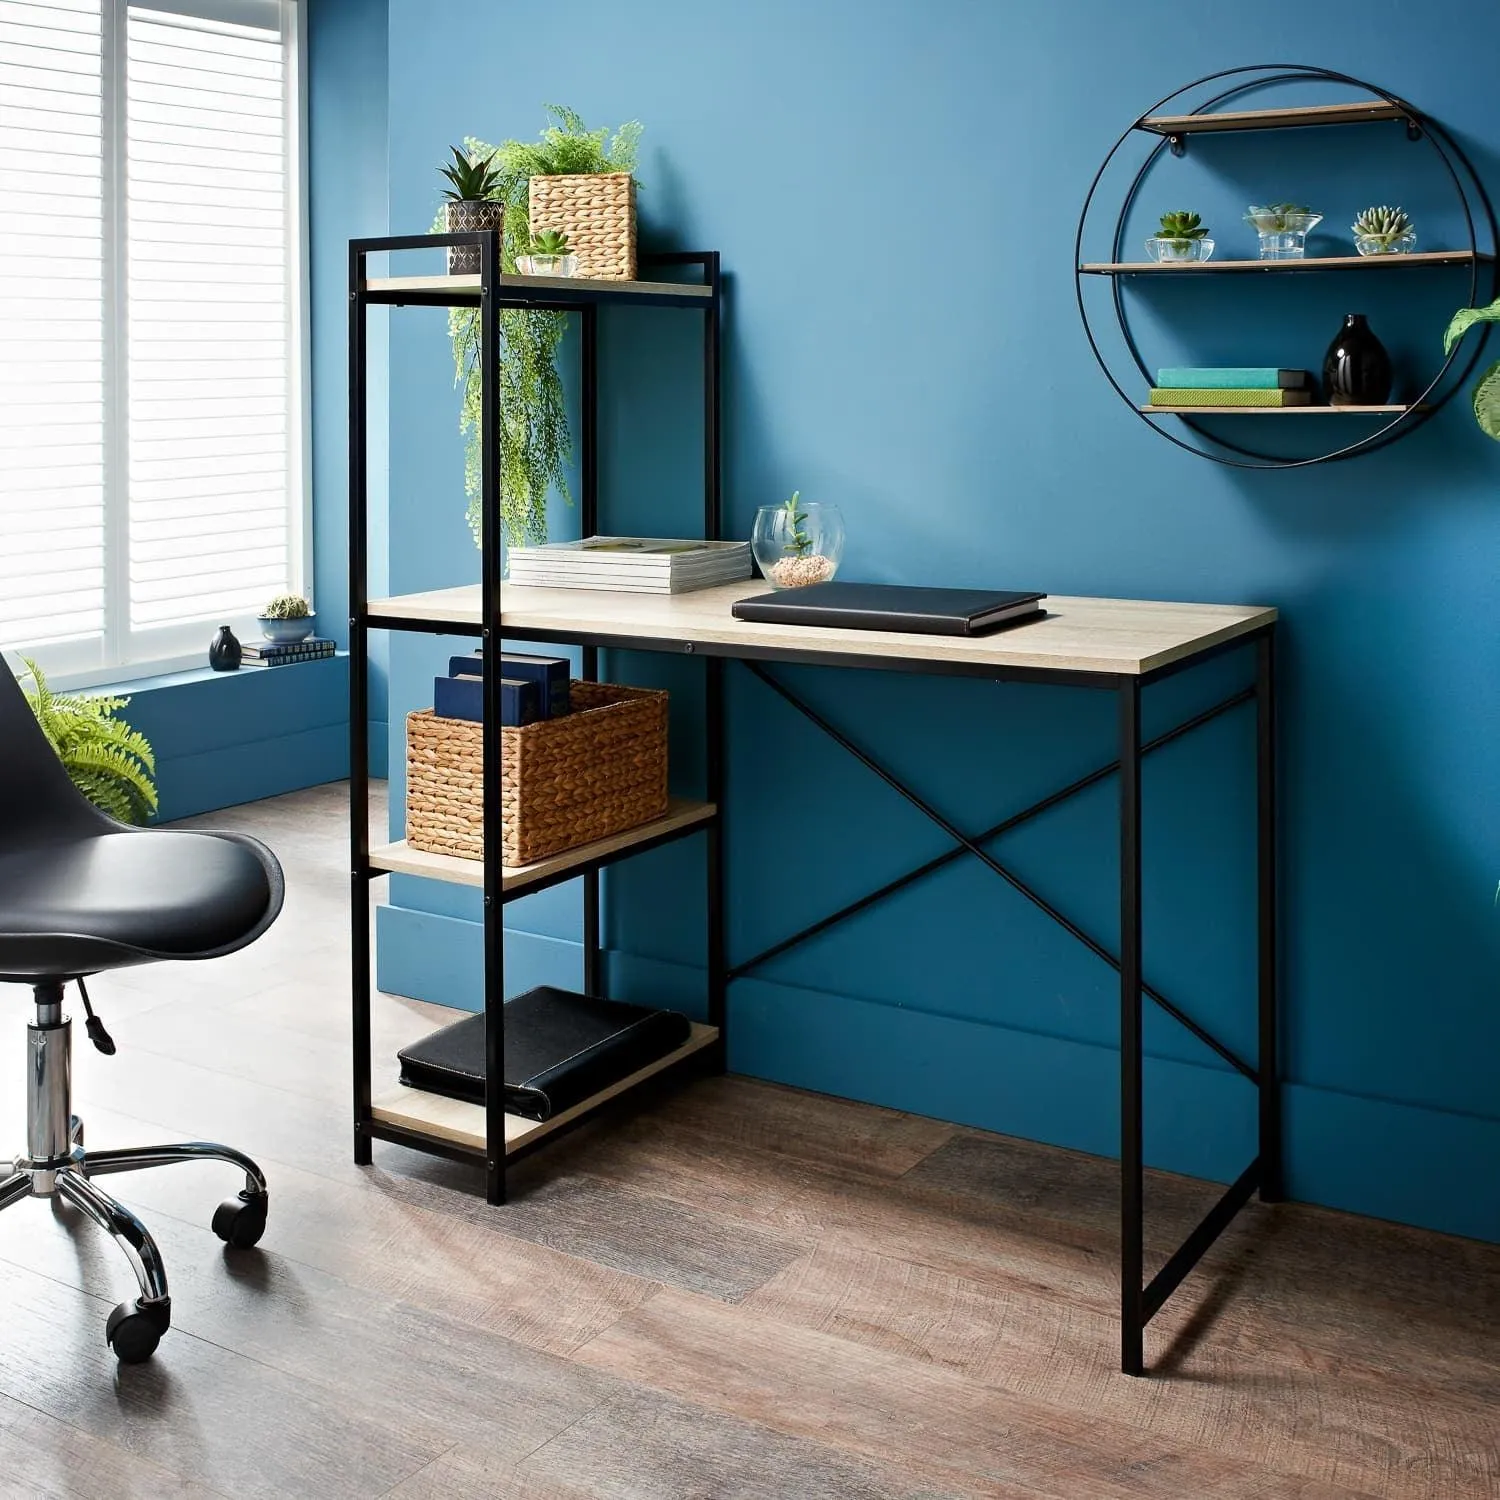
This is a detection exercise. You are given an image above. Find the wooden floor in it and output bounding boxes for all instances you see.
[0,784,1495,1498]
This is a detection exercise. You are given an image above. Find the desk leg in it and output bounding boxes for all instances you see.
[706,656,727,1068]
[1256,629,1282,1202]
[1119,677,1145,1376]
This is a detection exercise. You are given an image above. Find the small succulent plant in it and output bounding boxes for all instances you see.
[261,593,312,620]
[439,145,502,203]
[1352,205,1414,249]
[530,229,571,256]
[781,491,812,557]
[1245,203,1315,232]
[1157,211,1208,244]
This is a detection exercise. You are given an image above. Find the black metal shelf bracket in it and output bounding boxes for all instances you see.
[1075,63,1500,468]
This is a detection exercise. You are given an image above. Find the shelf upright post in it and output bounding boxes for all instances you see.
[348,239,373,1167]
[1118,675,1144,1376]
[702,254,727,1060]
[478,229,507,1205]
[580,303,601,997]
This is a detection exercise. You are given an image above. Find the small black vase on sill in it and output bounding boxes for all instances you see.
[1323,313,1392,406]
[208,625,242,671]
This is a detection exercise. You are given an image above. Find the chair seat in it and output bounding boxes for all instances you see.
[0,828,278,980]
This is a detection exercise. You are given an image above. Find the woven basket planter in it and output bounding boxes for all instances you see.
[443,199,504,275]
[528,172,636,280]
[406,681,668,866]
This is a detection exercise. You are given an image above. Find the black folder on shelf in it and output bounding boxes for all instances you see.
[396,986,693,1121]
[731,582,1047,637]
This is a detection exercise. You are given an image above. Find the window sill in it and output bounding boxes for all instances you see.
[102,653,348,696]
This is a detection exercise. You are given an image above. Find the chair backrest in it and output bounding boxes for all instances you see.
[0,654,112,843]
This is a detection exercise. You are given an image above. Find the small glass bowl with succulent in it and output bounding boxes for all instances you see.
[258,593,315,644]
[1144,211,1214,264]
[516,229,579,278]
[1244,203,1322,260]
[750,492,845,589]
[1351,205,1416,257]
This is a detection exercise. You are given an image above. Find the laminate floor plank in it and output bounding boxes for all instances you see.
[570,1288,1370,1500]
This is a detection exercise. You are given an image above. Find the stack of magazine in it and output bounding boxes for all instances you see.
[507,537,752,594]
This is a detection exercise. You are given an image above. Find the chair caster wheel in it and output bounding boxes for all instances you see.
[107,1297,169,1364]
[212,1191,267,1249]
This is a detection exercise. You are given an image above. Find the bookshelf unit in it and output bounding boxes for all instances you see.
[349,232,724,1203]
[1074,64,1500,468]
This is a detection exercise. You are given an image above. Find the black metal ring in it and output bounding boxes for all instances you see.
[1074,64,1499,469]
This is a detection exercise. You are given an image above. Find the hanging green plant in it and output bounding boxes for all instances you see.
[19,658,157,824]
[437,107,642,550]
[1443,297,1500,440]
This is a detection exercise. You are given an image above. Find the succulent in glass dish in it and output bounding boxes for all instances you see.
[1352,204,1416,256]
[1144,210,1214,263]
[516,228,579,277]
[1245,203,1322,260]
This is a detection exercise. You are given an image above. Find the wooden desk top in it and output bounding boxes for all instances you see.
[367,582,1276,678]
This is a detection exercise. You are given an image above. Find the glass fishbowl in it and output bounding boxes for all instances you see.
[751,501,846,589]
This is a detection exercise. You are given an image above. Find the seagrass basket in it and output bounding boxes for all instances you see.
[405,681,667,866]
[527,172,636,280]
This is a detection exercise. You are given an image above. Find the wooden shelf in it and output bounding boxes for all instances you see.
[369,798,718,895]
[370,1021,720,1155]
[363,272,713,309]
[1140,101,1408,135]
[1081,250,1491,275]
[1143,403,1419,416]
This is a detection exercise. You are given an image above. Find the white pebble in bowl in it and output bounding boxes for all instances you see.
[769,554,836,588]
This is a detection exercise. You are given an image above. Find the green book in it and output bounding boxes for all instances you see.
[1149,387,1315,408]
[1156,367,1308,389]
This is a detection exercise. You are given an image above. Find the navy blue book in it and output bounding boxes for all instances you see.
[433,674,539,726]
[449,651,570,718]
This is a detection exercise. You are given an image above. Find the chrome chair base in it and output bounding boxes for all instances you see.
[3,990,269,1363]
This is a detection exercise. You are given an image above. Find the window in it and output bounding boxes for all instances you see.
[0,0,304,682]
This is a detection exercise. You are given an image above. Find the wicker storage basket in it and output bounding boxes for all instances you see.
[528,172,636,281]
[405,681,667,866]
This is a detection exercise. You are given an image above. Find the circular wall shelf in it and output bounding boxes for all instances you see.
[1074,64,1500,468]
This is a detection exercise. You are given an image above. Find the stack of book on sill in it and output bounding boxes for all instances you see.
[507,536,752,594]
[240,637,337,667]
[1149,368,1313,408]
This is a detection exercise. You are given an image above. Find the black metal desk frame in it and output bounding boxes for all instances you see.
[349,232,1280,1378]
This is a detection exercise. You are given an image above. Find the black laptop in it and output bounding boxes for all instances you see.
[732,582,1047,638]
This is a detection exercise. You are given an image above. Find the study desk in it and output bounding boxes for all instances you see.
[364,579,1280,1376]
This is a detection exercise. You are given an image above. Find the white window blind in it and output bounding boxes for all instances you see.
[0,0,303,680]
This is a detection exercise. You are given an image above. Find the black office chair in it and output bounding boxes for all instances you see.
[0,653,283,1363]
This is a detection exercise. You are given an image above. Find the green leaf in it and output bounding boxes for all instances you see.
[1443,297,1500,355]
[1471,358,1500,440]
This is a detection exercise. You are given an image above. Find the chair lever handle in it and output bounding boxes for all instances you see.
[76,978,117,1056]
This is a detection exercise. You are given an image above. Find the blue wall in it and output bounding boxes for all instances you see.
[352,0,1500,1241]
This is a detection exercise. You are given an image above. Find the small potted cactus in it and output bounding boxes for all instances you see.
[1244,203,1322,260]
[1145,211,1214,264]
[1352,205,1416,256]
[439,145,504,275]
[516,229,579,278]
[258,592,315,644]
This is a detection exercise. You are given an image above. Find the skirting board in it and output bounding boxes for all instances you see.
[374,904,1500,1243]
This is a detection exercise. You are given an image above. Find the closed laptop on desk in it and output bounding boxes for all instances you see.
[733,582,1046,637]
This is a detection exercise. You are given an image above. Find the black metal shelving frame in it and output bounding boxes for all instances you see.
[1075,63,1500,469]
[348,230,724,1207]
[349,229,1281,1377]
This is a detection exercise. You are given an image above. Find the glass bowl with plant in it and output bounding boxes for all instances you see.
[258,592,315,644]
[516,229,578,277]
[19,659,157,824]
[439,146,505,275]
[1144,211,1213,264]
[1352,205,1416,257]
[1244,203,1322,260]
[751,492,846,589]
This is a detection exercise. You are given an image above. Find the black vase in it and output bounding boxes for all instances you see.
[1322,313,1392,407]
[208,624,242,671]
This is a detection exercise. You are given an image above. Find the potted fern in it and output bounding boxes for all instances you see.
[440,107,642,551]
[18,659,157,824]
[1442,298,1500,438]
[440,146,504,275]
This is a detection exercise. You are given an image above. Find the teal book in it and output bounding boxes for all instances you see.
[1156,367,1308,390]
